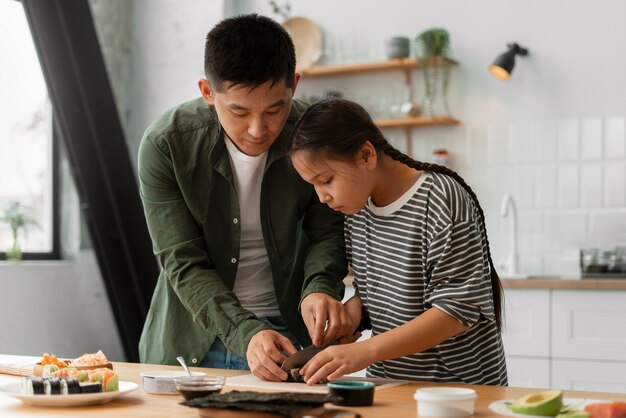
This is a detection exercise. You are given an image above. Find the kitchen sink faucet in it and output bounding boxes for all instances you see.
[499,194,523,278]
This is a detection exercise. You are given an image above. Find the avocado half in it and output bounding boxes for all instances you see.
[509,390,563,416]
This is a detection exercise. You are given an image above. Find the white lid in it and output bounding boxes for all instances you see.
[414,387,477,401]
[140,371,205,379]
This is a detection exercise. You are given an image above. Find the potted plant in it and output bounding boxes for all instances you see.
[1,201,37,261]
[413,27,453,116]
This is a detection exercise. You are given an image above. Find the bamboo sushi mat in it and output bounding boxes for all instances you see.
[0,355,38,377]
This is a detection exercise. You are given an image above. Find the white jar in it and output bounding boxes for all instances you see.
[414,387,477,417]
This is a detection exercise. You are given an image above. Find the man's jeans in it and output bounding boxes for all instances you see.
[199,316,301,370]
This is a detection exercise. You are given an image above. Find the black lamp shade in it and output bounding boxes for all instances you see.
[490,43,528,80]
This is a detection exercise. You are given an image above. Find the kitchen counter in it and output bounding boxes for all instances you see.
[1,355,626,417]
[501,277,626,290]
[343,275,626,290]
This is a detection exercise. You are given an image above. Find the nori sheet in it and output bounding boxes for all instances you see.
[182,390,342,417]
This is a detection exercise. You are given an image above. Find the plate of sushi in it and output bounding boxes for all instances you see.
[0,368,138,406]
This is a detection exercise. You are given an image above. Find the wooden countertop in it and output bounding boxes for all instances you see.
[2,356,626,417]
[343,275,626,291]
[501,277,626,290]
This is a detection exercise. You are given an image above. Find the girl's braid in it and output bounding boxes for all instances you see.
[371,134,504,329]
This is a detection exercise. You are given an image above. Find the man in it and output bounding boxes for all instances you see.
[137,14,350,382]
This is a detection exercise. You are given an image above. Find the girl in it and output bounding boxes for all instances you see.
[290,99,508,386]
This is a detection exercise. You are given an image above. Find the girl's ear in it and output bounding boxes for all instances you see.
[359,141,378,170]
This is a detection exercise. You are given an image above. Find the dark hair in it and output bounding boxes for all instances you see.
[291,98,504,329]
[204,14,296,91]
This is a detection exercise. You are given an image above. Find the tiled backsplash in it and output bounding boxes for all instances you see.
[405,116,626,277]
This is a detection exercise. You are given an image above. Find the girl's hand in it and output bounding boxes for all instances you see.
[299,342,374,385]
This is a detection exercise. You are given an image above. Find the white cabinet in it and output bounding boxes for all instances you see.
[552,360,626,393]
[552,290,626,362]
[502,289,551,357]
[503,288,626,392]
[506,357,551,389]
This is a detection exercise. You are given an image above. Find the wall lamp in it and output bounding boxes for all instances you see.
[490,43,528,80]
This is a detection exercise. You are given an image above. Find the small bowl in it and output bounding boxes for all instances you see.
[414,387,477,417]
[174,376,226,400]
[140,370,205,395]
[328,381,375,406]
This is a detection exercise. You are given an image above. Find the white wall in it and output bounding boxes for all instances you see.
[234,0,626,277]
[127,0,225,166]
[0,251,125,361]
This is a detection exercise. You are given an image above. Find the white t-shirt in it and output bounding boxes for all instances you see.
[224,136,280,317]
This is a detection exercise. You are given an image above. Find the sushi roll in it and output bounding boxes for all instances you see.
[44,378,61,395]
[75,369,89,382]
[22,377,45,395]
[42,364,59,377]
[60,378,80,395]
[79,381,102,394]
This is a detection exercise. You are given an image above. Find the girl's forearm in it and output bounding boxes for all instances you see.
[363,307,469,363]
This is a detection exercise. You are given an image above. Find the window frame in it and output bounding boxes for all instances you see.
[0,4,61,261]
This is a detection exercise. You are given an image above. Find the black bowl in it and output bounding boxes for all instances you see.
[327,381,375,406]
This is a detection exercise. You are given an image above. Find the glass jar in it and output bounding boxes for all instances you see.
[581,248,605,274]
[615,246,626,273]
[599,250,614,274]
[607,249,624,273]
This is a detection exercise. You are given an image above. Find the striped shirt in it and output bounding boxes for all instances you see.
[346,171,508,385]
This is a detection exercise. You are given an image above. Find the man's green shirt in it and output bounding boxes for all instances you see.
[137,97,347,366]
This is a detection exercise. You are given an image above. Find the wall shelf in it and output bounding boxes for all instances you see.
[301,57,458,82]
[300,57,460,156]
[375,115,460,129]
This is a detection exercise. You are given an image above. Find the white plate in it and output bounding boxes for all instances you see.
[282,17,322,72]
[0,380,138,407]
[489,397,610,418]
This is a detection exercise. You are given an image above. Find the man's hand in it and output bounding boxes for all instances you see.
[301,293,354,347]
[246,330,298,382]
[338,295,363,344]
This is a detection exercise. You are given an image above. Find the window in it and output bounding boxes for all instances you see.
[0,1,59,260]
